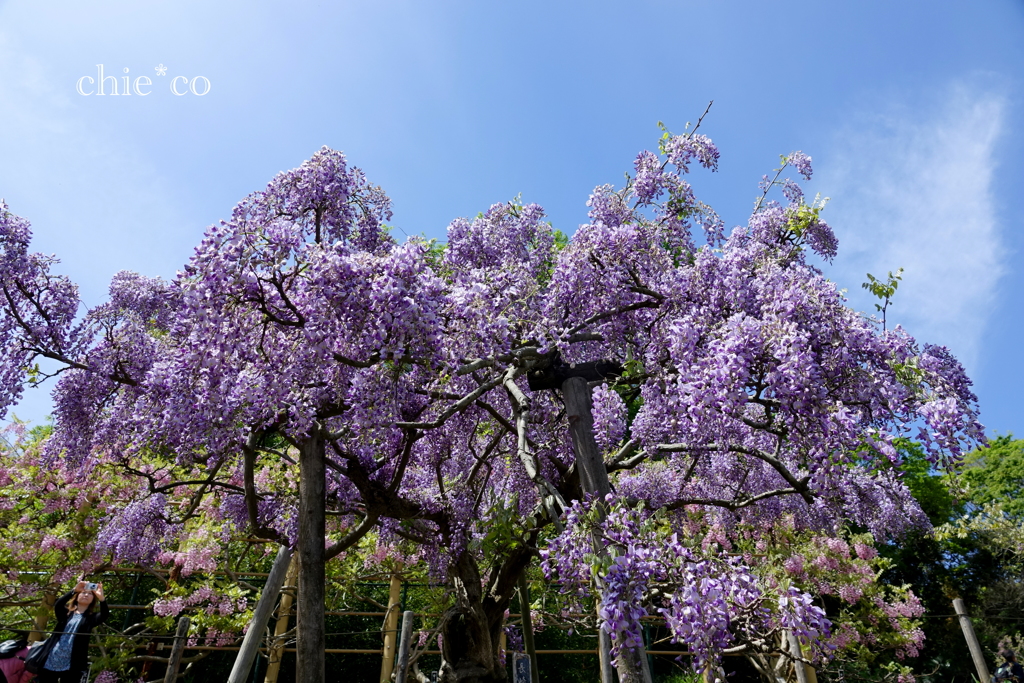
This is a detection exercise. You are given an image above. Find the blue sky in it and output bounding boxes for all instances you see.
[2,0,1022,439]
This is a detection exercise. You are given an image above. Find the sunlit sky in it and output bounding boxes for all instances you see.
[2,1,1023,438]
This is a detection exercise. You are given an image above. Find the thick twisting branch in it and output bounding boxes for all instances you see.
[503,366,567,526]
[325,510,379,559]
[241,432,282,541]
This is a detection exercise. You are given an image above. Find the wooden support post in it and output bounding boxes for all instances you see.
[164,615,191,683]
[296,429,327,683]
[394,611,415,683]
[598,630,615,683]
[802,642,818,683]
[28,589,56,643]
[562,376,612,500]
[954,598,990,683]
[564,375,652,683]
[227,545,294,683]
[265,554,300,683]
[517,574,541,683]
[379,574,403,683]
[786,630,810,683]
[564,376,616,683]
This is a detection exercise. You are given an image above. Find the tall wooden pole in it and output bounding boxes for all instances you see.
[562,377,612,500]
[563,375,655,683]
[563,375,616,683]
[786,631,810,683]
[517,574,540,683]
[265,555,300,683]
[394,611,415,683]
[228,545,294,683]
[297,429,327,683]
[953,598,990,683]
[802,641,818,683]
[163,616,191,683]
[598,631,615,683]
[379,574,403,683]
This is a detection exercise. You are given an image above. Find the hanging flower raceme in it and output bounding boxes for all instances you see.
[542,495,832,672]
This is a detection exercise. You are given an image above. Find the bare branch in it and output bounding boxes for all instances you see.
[605,438,639,470]
[656,443,813,503]
[325,511,379,560]
[566,300,660,337]
[395,373,505,429]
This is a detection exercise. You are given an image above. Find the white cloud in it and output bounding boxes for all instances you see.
[818,82,1006,372]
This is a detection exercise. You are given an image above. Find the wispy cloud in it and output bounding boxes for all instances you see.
[818,82,1006,371]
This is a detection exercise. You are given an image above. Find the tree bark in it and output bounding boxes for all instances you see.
[297,427,326,683]
[28,589,56,643]
[439,552,500,683]
[437,548,533,683]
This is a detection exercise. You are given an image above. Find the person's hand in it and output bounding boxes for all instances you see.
[74,580,86,593]
[94,582,105,602]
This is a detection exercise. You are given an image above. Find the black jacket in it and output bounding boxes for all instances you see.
[46,590,109,672]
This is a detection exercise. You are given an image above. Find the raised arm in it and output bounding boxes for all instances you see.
[92,582,110,625]
[53,588,76,621]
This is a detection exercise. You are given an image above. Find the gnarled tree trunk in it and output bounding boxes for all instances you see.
[438,552,508,683]
[437,542,538,683]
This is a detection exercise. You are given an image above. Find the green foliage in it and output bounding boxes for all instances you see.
[419,236,450,279]
[896,439,963,526]
[878,439,1024,683]
[552,228,569,253]
[862,269,904,309]
[862,268,903,329]
[961,435,1024,517]
[785,201,827,239]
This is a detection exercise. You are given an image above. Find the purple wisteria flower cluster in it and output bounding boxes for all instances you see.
[542,496,831,673]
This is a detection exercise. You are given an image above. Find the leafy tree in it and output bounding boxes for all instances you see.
[960,436,1024,518]
[868,440,1024,683]
[934,437,1024,673]
[0,418,288,682]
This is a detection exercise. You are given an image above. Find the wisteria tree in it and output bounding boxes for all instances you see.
[0,118,984,683]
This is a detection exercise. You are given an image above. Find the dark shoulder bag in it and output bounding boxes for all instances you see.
[23,635,57,675]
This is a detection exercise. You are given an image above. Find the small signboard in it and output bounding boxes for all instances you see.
[513,652,532,683]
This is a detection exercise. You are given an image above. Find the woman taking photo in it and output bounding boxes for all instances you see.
[36,581,109,683]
